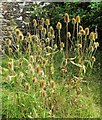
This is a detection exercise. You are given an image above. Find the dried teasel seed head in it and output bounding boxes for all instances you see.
[41,18,45,23]
[76,15,80,23]
[43,28,46,34]
[79,26,83,31]
[85,27,89,35]
[7,31,12,36]
[42,58,47,65]
[48,32,51,38]
[50,80,55,88]
[72,18,76,25]
[25,83,30,91]
[67,32,71,38]
[41,90,47,97]
[16,29,21,36]
[78,32,82,37]
[94,33,98,39]
[36,45,41,50]
[36,65,40,74]
[39,25,43,31]
[64,13,70,23]
[9,48,12,53]
[50,26,54,36]
[80,30,85,35]
[60,42,64,48]
[93,42,99,49]
[19,33,24,41]
[92,56,96,62]
[33,19,37,27]
[6,39,11,46]
[89,32,95,40]
[78,44,82,49]
[56,22,62,30]
[45,19,50,26]
[29,55,34,62]
[90,46,94,52]
[32,77,37,83]
[28,63,32,69]
[40,80,45,88]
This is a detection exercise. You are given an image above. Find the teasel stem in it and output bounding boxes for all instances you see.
[58,30,61,47]
[77,23,79,43]
[83,35,87,54]
[66,23,68,60]
[72,24,75,42]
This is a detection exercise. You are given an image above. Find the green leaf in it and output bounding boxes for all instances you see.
[70,61,82,68]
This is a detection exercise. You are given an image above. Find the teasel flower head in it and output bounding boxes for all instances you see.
[94,33,98,39]
[8,62,12,70]
[16,28,21,36]
[42,58,47,65]
[90,46,94,52]
[32,77,37,83]
[40,80,45,89]
[64,13,70,23]
[9,48,12,53]
[29,55,34,63]
[78,44,82,49]
[45,19,50,26]
[36,65,40,74]
[46,37,50,43]
[67,32,71,38]
[43,28,46,35]
[39,25,43,31]
[72,18,76,25]
[85,27,89,35]
[6,39,11,46]
[48,32,51,38]
[41,18,45,23]
[92,56,96,62]
[7,31,12,36]
[93,42,99,49]
[56,22,62,30]
[60,42,64,49]
[76,15,80,23]
[41,89,47,97]
[19,33,24,41]
[80,30,85,35]
[33,19,37,27]
[28,63,32,69]
[25,83,30,91]
[50,80,55,88]
[50,26,54,36]
[36,45,41,51]
[79,26,83,31]
[89,32,95,40]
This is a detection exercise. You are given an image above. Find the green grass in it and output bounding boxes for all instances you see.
[1,52,101,118]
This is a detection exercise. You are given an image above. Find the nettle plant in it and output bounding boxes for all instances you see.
[1,13,99,117]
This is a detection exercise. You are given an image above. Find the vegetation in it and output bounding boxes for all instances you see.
[1,2,101,119]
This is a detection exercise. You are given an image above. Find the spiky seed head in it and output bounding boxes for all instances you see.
[36,45,40,50]
[72,18,76,25]
[93,42,99,49]
[33,19,37,27]
[32,77,37,83]
[79,26,83,31]
[89,32,95,40]
[78,32,82,37]
[16,29,21,36]
[40,80,45,88]
[78,44,82,49]
[19,34,24,41]
[41,18,45,23]
[36,65,40,74]
[42,59,47,65]
[41,90,46,97]
[60,42,64,48]
[48,32,51,38]
[7,31,12,36]
[28,63,32,69]
[46,37,50,43]
[56,22,62,30]
[45,19,50,26]
[8,62,12,69]
[94,33,98,39]
[50,26,54,36]
[90,46,94,52]
[76,15,80,23]
[80,30,85,35]
[64,13,70,23]
[67,32,71,38]
[29,55,34,62]
[39,25,43,31]
[85,28,89,35]
[50,80,55,88]
[25,83,30,91]
[43,28,46,34]
[9,48,12,53]
[92,56,96,62]
[6,39,11,46]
